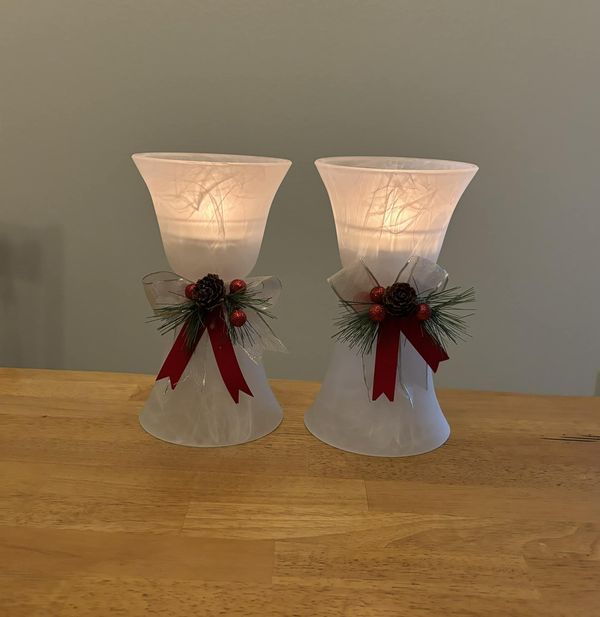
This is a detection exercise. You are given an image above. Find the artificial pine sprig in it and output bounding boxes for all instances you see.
[150,299,202,348]
[150,299,212,349]
[333,300,379,355]
[421,286,475,349]
[333,283,474,355]
[149,276,277,350]
[224,283,277,347]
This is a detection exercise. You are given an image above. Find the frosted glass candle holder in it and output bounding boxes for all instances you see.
[305,156,477,457]
[133,153,291,447]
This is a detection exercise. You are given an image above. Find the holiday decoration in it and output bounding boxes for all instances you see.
[332,257,474,402]
[148,273,279,400]
[134,152,291,448]
[305,156,478,457]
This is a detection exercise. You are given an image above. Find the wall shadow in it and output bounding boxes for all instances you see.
[0,225,65,369]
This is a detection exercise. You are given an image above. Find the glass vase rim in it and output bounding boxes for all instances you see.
[132,152,292,167]
[315,156,478,174]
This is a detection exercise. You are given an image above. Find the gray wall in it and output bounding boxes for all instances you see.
[1,0,598,395]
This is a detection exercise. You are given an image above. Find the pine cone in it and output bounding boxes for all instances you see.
[191,273,226,309]
[383,282,418,317]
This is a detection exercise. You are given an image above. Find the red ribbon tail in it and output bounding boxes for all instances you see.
[372,315,450,402]
[156,321,204,389]
[207,308,253,404]
[372,317,403,402]
[399,316,450,372]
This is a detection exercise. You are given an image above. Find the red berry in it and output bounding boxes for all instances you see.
[230,309,247,327]
[368,304,386,322]
[369,286,385,303]
[229,279,247,294]
[184,283,196,300]
[416,303,432,321]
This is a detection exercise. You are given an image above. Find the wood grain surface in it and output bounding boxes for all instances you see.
[0,368,598,616]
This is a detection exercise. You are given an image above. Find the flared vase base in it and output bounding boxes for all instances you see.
[139,404,283,448]
[304,404,450,458]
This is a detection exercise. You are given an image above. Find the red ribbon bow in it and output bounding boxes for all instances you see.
[156,307,252,403]
[143,272,283,404]
[329,257,451,403]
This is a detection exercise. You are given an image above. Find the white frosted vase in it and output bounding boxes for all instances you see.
[305,157,477,457]
[133,153,291,447]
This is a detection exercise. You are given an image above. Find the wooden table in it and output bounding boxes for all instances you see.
[0,368,598,616]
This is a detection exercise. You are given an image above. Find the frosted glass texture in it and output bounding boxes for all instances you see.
[305,157,477,456]
[133,153,291,281]
[133,153,291,447]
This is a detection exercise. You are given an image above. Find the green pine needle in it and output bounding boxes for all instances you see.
[332,286,475,355]
[148,283,277,351]
[422,286,475,351]
[333,301,379,355]
[223,285,276,347]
